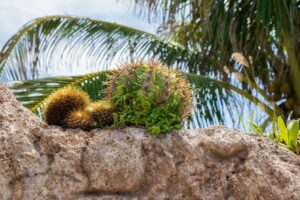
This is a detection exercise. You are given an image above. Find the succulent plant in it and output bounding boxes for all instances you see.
[65,109,97,130]
[86,100,116,128]
[43,86,90,126]
[106,61,193,134]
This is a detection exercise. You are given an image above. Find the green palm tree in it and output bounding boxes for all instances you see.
[131,0,300,120]
[0,11,288,128]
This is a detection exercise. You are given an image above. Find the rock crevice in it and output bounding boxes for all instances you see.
[1,83,300,200]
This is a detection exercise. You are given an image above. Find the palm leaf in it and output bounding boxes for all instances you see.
[0,15,273,128]
[0,15,232,127]
[9,71,110,117]
[0,15,202,82]
[131,0,300,116]
[186,73,274,127]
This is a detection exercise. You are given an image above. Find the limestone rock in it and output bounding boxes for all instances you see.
[1,83,300,200]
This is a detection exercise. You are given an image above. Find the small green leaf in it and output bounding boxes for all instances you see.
[268,132,275,139]
[287,120,299,150]
[250,121,264,136]
[277,116,288,144]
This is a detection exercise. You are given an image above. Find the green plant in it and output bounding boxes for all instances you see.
[86,100,116,128]
[276,116,299,153]
[133,0,300,119]
[250,114,300,154]
[44,86,90,126]
[106,61,193,134]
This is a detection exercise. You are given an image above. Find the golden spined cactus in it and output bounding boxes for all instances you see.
[86,100,116,128]
[43,86,90,126]
[65,109,96,130]
[106,60,193,134]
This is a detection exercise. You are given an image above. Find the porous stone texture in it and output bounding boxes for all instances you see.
[1,83,300,200]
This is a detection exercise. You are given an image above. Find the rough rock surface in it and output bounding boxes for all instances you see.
[1,83,300,200]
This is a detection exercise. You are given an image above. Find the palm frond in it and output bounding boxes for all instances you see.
[186,73,274,127]
[1,15,277,127]
[9,71,110,116]
[0,15,203,82]
[185,73,232,127]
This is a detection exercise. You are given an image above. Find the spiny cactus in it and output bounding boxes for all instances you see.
[86,100,116,128]
[65,109,97,130]
[106,61,193,134]
[44,86,90,127]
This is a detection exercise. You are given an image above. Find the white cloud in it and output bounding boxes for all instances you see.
[0,0,156,46]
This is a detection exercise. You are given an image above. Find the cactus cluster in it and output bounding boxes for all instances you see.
[65,109,96,130]
[43,86,115,130]
[86,100,116,128]
[106,61,193,134]
[43,61,193,134]
[44,86,90,127]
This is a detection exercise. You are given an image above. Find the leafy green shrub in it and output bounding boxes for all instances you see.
[106,61,193,134]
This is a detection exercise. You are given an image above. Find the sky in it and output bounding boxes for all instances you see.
[0,0,156,47]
